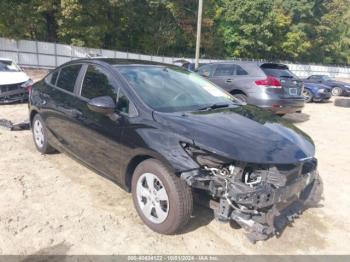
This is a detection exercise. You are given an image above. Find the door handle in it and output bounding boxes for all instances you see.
[226,79,233,83]
[58,106,82,118]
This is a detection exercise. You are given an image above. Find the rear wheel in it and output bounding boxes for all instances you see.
[332,87,343,96]
[32,114,56,154]
[302,89,313,103]
[233,93,248,103]
[131,159,193,234]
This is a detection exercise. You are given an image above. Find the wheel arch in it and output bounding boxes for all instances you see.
[29,109,39,126]
[230,89,247,96]
[123,151,177,192]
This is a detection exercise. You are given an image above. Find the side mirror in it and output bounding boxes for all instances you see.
[88,96,116,114]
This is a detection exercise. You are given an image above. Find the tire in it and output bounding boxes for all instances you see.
[233,93,248,103]
[31,114,56,154]
[331,87,343,96]
[334,98,350,108]
[131,159,193,234]
[302,89,313,103]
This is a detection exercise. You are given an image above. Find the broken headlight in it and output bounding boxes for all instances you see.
[180,142,230,168]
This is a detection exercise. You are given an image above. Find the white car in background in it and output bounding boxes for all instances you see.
[0,58,33,104]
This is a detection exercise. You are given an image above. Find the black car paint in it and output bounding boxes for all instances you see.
[29,59,315,190]
[29,59,322,242]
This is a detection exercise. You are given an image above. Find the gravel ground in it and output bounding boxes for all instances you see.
[0,76,350,255]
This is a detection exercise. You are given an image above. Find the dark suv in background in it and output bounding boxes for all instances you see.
[197,62,305,114]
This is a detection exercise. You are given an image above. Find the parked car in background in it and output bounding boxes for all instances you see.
[302,82,332,103]
[303,75,350,96]
[0,58,33,104]
[174,59,203,72]
[29,58,322,242]
[197,62,305,115]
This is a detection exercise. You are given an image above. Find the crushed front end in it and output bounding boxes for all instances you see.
[180,144,323,243]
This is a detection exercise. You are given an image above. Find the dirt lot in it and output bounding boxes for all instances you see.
[1,76,350,255]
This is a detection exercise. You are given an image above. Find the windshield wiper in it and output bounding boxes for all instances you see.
[196,103,231,111]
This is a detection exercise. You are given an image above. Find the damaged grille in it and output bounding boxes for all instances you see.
[0,83,23,94]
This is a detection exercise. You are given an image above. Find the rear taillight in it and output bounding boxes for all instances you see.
[255,76,282,88]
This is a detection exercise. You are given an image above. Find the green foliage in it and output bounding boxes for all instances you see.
[0,0,349,64]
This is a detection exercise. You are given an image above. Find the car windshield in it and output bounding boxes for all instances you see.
[116,65,237,112]
[0,60,21,72]
[322,76,331,81]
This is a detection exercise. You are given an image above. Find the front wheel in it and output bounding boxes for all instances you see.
[131,159,193,234]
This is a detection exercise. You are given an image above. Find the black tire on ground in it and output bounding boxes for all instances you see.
[303,89,313,103]
[131,159,193,234]
[31,114,56,154]
[233,93,248,103]
[334,98,350,108]
[331,86,343,96]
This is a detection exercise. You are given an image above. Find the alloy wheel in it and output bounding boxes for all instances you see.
[33,119,45,148]
[136,172,169,224]
[332,87,342,96]
[303,90,312,103]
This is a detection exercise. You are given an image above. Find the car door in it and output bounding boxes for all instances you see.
[43,64,84,153]
[68,63,132,181]
[208,64,235,90]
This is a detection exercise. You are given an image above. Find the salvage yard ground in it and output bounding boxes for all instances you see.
[0,73,350,254]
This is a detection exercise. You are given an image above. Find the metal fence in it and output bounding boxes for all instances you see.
[1,37,350,78]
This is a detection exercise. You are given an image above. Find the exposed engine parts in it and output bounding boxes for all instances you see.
[181,158,322,243]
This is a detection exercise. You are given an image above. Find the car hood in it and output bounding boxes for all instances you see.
[153,105,315,164]
[304,82,331,90]
[0,72,29,85]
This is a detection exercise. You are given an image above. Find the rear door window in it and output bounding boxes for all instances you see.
[235,65,248,75]
[56,64,82,92]
[198,65,213,77]
[214,64,235,77]
[81,65,118,99]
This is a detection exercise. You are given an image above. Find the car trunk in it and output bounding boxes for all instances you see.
[260,63,303,97]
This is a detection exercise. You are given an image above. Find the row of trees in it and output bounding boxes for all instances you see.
[0,0,349,64]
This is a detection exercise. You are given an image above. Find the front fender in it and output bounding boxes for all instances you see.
[132,128,199,174]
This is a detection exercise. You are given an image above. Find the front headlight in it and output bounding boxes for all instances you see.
[181,142,229,168]
[318,88,325,93]
[344,85,350,89]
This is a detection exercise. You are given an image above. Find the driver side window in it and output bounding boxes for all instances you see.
[81,65,118,100]
[116,90,138,117]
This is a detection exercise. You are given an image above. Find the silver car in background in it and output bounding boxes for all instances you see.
[197,62,305,114]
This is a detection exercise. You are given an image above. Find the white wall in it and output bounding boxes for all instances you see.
[1,37,349,78]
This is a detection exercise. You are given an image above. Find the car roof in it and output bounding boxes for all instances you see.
[198,61,292,70]
[0,57,13,62]
[66,58,170,67]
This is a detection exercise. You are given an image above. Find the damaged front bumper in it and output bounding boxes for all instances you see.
[181,159,323,243]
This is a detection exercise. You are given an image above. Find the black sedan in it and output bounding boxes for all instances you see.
[303,75,350,96]
[29,59,322,242]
